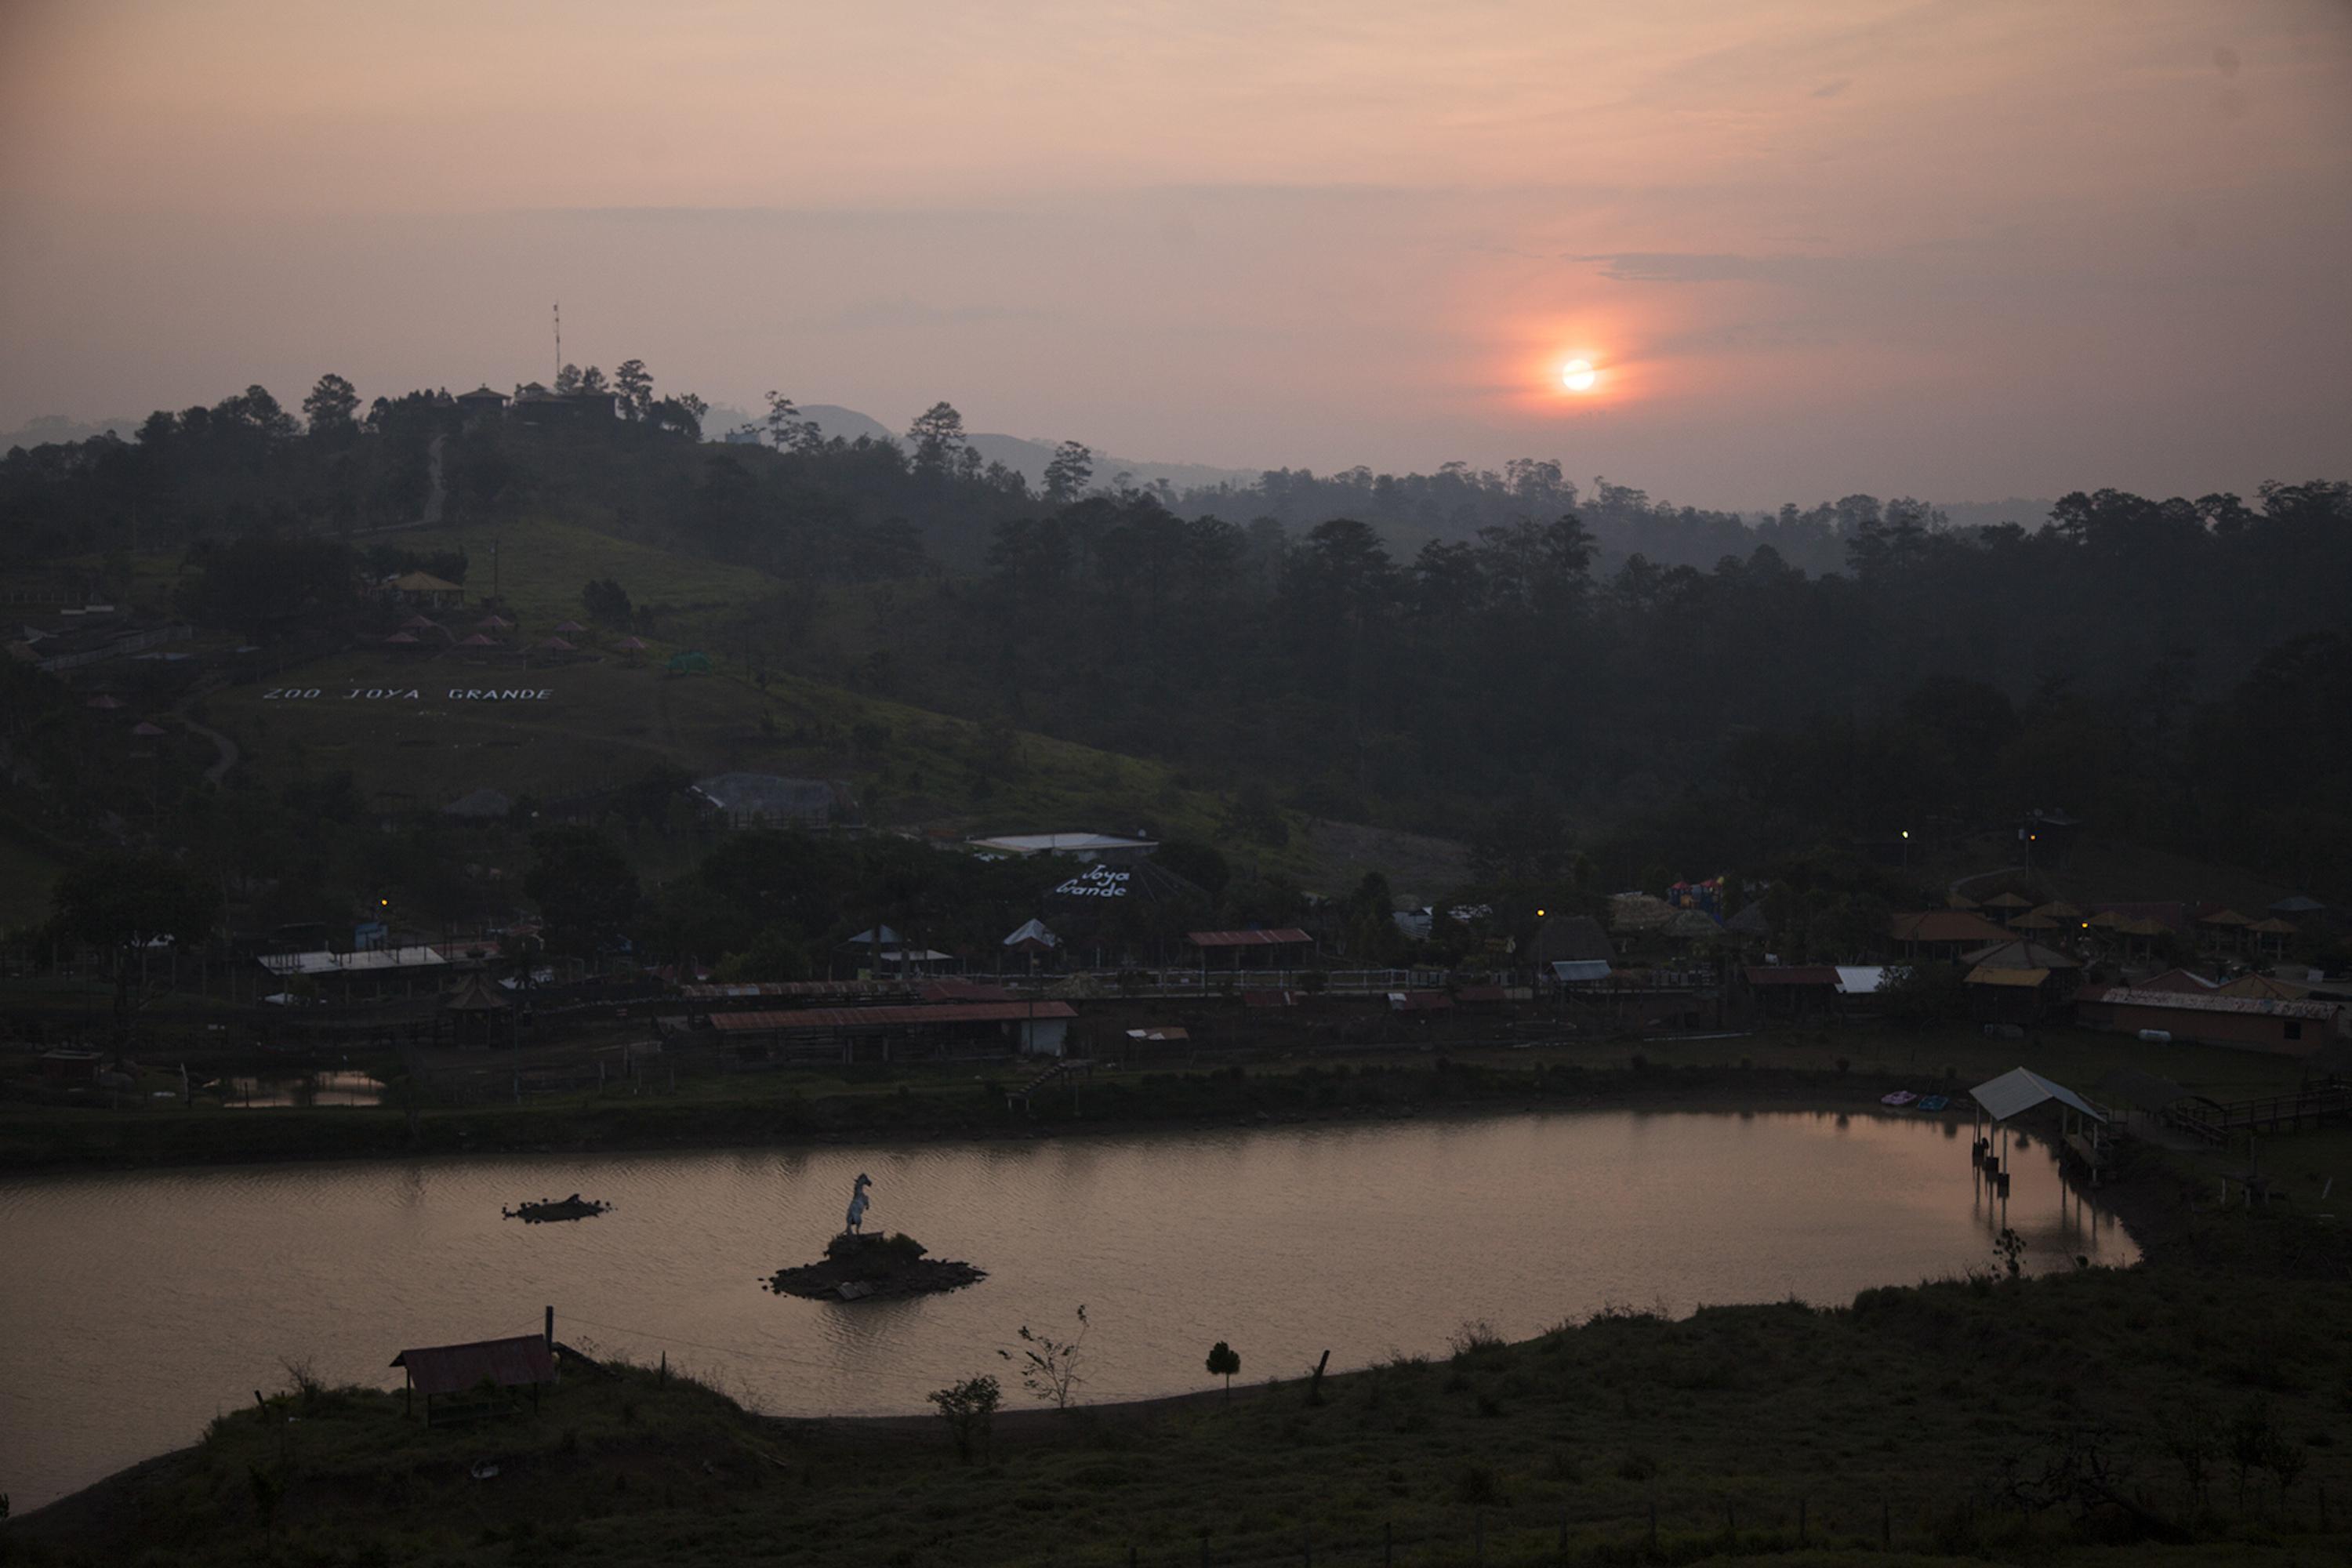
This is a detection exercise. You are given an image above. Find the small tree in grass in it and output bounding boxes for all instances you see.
[1206,1341,1240,1403]
[1001,1305,1089,1410]
[927,1374,1002,1465]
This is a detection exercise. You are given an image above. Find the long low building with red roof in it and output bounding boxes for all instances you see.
[2074,984,2344,1054]
[709,1000,1078,1061]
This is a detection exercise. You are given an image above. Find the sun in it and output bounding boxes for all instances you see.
[1560,358,1598,394]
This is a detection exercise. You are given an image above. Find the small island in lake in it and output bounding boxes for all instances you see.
[768,1230,988,1301]
[768,1172,985,1300]
[503,1193,612,1223]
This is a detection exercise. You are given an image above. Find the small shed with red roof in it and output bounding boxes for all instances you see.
[390,1333,554,1423]
[1187,927,1312,971]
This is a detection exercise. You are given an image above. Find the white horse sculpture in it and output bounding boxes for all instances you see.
[844,1171,873,1234]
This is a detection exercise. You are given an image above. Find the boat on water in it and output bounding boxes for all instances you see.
[1880,1090,1919,1108]
[1918,1094,1951,1112]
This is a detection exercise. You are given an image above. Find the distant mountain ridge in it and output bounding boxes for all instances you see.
[2,414,140,451]
[795,405,1263,495]
[7,401,2054,533]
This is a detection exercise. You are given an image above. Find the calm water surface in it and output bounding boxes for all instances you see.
[0,1109,2129,1509]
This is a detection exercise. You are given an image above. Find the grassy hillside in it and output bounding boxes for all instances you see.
[198,637,1321,883]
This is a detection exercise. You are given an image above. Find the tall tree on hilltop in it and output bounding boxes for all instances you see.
[612,358,653,419]
[301,374,360,442]
[906,401,967,478]
[1043,441,1093,506]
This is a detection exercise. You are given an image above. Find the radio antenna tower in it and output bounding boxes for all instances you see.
[553,302,562,382]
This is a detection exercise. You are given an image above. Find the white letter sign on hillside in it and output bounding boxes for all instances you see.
[1052,866,1131,898]
[259,688,555,702]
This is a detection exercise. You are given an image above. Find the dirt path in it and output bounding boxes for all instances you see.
[418,432,447,525]
[171,684,238,786]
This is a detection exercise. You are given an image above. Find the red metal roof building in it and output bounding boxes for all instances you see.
[1744,965,1841,987]
[1187,928,1312,947]
[1889,909,2015,956]
[711,1001,1076,1031]
[1186,928,1312,971]
[390,1334,554,1422]
[710,1000,1079,1062]
[2074,985,2343,1054]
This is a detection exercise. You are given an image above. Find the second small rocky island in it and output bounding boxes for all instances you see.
[768,1172,986,1301]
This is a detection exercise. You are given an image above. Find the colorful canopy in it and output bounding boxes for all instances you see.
[459,633,497,647]
[554,620,586,633]
[384,631,419,644]
[537,637,575,652]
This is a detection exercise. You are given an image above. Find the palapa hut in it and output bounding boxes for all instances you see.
[2198,908,2252,951]
[2244,917,2299,957]
[387,571,464,608]
[443,967,517,1047]
[1982,891,2033,923]
[1959,938,2082,1022]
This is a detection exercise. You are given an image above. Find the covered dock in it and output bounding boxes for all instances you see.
[1969,1065,2110,1186]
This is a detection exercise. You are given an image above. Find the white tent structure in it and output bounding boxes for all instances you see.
[1969,1066,2110,1189]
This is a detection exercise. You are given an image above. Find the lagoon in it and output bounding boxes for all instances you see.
[0,1107,2129,1510]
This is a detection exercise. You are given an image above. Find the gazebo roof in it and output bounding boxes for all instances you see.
[444,969,511,1011]
[1959,938,2079,970]
[1983,891,2033,909]
[1971,1066,2106,1125]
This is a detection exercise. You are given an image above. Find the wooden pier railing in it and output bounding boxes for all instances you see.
[2168,1081,2352,1144]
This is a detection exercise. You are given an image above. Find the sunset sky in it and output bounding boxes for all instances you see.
[2,0,2347,508]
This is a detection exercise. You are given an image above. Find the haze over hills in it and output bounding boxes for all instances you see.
[757,404,2059,528]
[0,394,2065,533]
[0,414,141,450]
[788,405,1264,495]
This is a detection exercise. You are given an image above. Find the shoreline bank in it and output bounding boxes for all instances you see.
[0,1055,2023,1177]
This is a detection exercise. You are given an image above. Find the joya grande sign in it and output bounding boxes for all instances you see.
[261,688,555,701]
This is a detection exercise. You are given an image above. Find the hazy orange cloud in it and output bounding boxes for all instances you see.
[1,0,2347,506]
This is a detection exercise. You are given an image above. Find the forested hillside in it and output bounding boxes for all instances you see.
[5,374,2349,902]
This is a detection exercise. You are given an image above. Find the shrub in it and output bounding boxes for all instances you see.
[927,1375,1003,1465]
